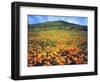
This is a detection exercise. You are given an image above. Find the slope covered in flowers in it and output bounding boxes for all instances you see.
[28,21,87,66]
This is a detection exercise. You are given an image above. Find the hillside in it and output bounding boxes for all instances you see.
[28,21,87,31]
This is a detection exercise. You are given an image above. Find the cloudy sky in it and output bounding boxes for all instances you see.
[28,15,88,26]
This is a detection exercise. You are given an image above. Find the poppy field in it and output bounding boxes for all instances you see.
[28,20,88,67]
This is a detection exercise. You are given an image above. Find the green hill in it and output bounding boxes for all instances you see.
[28,21,87,32]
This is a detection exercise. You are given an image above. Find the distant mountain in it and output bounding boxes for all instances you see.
[28,21,87,31]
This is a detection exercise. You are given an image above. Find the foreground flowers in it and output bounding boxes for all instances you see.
[28,30,87,66]
[28,44,87,66]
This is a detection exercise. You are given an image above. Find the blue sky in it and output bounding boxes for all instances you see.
[28,15,88,26]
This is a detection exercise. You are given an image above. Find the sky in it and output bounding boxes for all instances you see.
[28,15,88,26]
